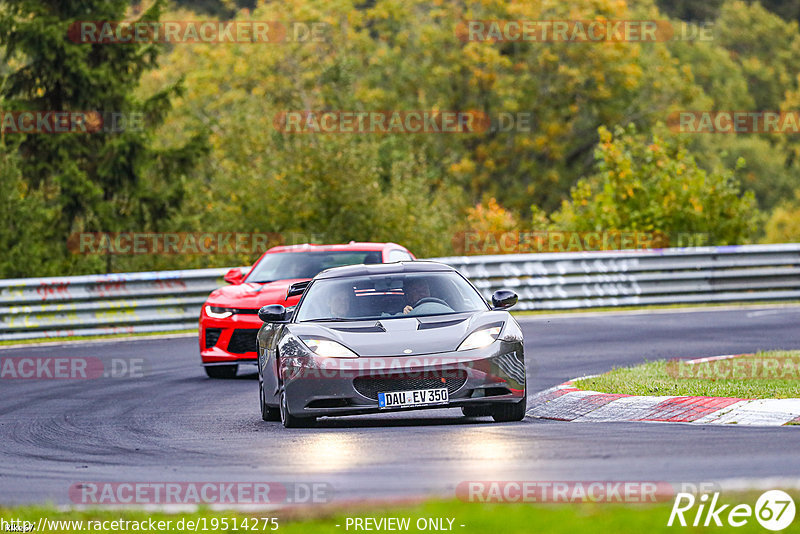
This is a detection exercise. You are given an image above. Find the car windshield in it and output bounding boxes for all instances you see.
[295,272,489,322]
[245,250,383,283]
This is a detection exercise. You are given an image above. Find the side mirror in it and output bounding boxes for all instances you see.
[258,304,287,323]
[491,289,518,310]
[223,267,245,285]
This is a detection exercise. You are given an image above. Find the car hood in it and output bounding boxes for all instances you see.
[288,310,510,356]
[205,278,308,309]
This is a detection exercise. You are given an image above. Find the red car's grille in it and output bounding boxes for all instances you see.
[353,370,468,401]
[227,329,259,354]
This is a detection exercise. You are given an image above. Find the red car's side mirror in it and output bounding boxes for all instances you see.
[223,267,245,285]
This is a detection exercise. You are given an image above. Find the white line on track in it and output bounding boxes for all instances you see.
[517,304,800,321]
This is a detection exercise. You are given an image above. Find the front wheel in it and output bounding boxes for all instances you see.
[205,365,238,379]
[260,380,280,421]
[491,396,527,422]
[279,390,315,428]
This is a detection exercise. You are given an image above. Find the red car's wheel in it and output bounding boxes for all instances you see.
[204,365,238,379]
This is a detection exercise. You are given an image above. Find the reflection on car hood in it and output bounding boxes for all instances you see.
[205,278,308,308]
[289,311,509,356]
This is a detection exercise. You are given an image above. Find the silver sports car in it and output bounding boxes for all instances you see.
[256,261,526,427]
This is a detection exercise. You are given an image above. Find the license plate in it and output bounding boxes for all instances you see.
[378,388,449,409]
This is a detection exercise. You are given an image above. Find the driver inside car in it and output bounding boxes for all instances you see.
[402,278,432,314]
[330,291,354,319]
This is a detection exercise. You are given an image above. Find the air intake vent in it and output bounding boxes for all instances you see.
[227,329,259,354]
[205,328,222,348]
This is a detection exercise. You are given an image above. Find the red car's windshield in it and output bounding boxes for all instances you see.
[245,250,383,283]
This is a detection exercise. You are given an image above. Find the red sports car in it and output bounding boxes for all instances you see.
[199,242,415,377]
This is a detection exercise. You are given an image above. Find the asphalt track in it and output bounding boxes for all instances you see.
[1,306,800,505]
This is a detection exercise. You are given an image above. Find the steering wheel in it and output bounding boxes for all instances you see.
[413,297,450,307]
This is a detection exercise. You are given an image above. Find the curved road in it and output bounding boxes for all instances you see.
[2,306,800,505]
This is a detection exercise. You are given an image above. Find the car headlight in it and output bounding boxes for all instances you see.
[458,325,502,351]
[300,337,359,358]
[205,305,233,319]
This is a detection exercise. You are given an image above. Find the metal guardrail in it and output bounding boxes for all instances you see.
[1,244,799,341]
[0,268,230,341]
[440,243,800,310]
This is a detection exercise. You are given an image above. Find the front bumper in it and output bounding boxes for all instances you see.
[280,340,525,418]
[199,313,262,366]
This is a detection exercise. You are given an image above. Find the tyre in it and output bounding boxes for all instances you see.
[204,365,238,379]
[491,396,527,422]
[260,380,280,422]
[279,390,315,428]
[461,405,493,417]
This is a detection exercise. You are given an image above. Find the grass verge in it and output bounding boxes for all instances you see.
[1,495,794,534]
[574,351,800,399]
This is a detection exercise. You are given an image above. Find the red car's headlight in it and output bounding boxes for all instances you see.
[205,305,234,319]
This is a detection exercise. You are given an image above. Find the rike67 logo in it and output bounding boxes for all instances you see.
[668,490,796,531]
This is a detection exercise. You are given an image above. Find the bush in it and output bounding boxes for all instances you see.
[552,125,761,247]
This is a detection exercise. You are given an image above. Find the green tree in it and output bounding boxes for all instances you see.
[0,140,58,277]
[715,1,800,111]
[744,0,800,24]
[667,39,754,111]
[655,0,724,21]
[151,0,708,224]
[353,0,705,213]
[685,134,799,211]
[0,0,207,274]
[552,125,761,246]
[170,0,256,17]
[657,0,800,25]
[762,190,800,243]
[140,3,462,260]
[666,3,800,212]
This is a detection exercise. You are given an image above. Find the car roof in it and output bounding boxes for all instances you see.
[314,261,455,280]
[265,242,404,254]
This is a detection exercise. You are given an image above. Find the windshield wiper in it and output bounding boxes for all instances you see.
[309,318,354,322]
